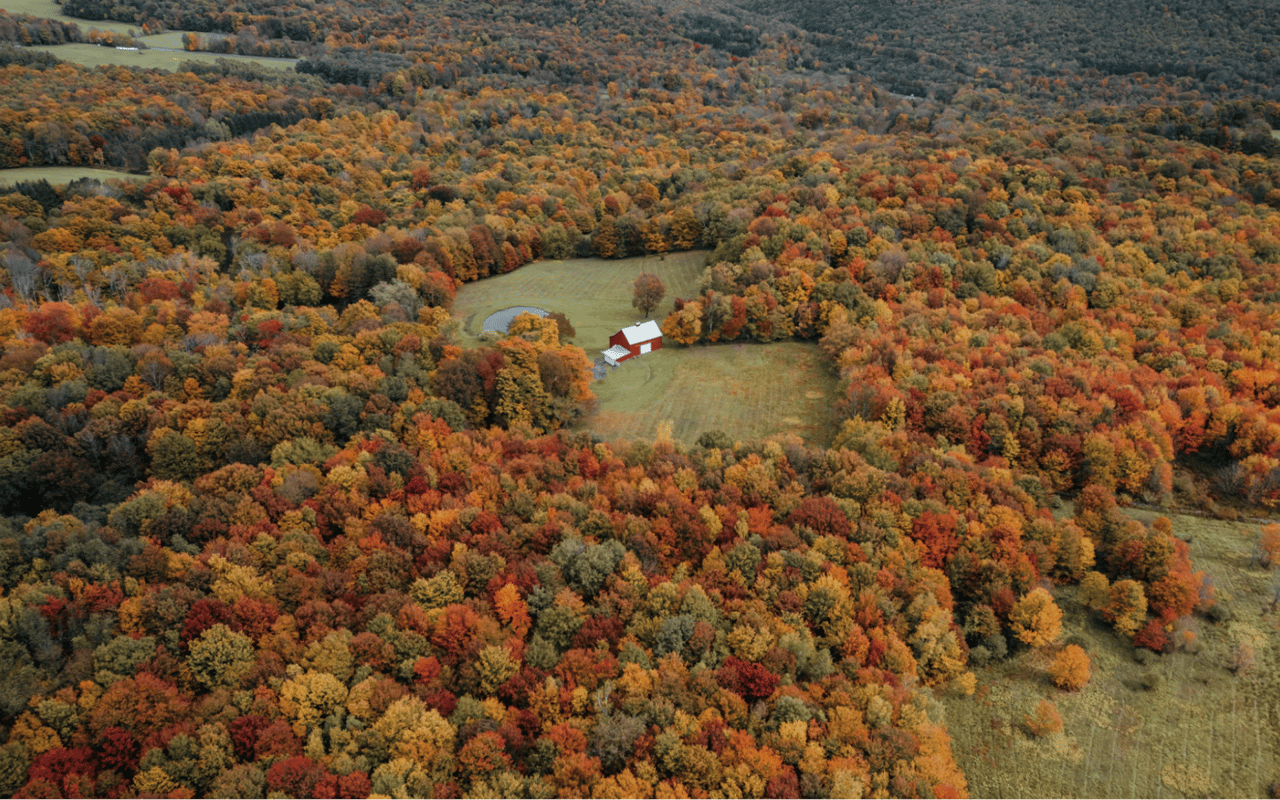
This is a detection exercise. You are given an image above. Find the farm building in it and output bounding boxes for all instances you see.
[602,320,662,366]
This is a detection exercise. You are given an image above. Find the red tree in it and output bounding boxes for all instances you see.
[23,301,80,343]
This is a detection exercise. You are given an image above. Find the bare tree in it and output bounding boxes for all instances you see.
[71,256,94,285]
[104,267,128,299]
[3,250,39,303]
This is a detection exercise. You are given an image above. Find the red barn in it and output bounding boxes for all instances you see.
[602,320,662,365]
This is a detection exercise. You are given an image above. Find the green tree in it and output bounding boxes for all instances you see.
[301,628,355,684]
[147,429,201,481]
[550,537,625,600]
[188,624,255,689]
[410,571,465,610]
[209,765,265,799]
[0,741,30,798]
[475,645,519,696]
[94,634,157,686]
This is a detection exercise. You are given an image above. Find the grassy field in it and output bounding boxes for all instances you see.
[0,166,145,186]
[940,510,1280,798]
[451,251,708,349]
[3,0,137,35]
[579,341,839,447]
[25,42,297,71]
[451,253,840,447]
[4,0,297,72]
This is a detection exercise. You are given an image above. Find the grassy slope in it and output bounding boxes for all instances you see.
[0,166,146,185]
[2,0,136,35]
[940,511,1280,798]
[24,43,297,71]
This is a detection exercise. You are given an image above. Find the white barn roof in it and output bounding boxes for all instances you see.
[618,320,662,344]
[602,345,631,362]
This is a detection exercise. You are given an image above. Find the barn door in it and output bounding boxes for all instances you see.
[640,343,651,354]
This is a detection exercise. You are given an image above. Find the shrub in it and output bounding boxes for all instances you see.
[1023,700,1063,737]
[1132,618,1169,653]
[1228,643,1255,676]
[1257,524,1280,567]
[1049,645,1091,691]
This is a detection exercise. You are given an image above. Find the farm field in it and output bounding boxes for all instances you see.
[25,42,297,71]
[579,341,838,447]
[940,511,1280,798]
[2,0,137,35]
[450,252,839,447]
[0,166,145,185]
[450,250,708,349]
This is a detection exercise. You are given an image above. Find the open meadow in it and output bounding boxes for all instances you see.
[0,166,145,185]
[24,42,297,71]
[578,341,838,447]
[3,0,137,35]
[450,250,707,349]
[939,510,1280,798]
[451,253,840,447]
[3,0,297,71]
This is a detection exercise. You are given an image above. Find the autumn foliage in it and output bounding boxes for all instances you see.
[2,0,1272,793]
[1023,700,1064,737]
[1009,588,1063,649]
[1049,645,1092,691]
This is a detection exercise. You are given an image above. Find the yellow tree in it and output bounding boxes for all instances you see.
[669,208,702,250]
[1104,580,1147,638]
[1009,587,1063,648]
[1049,644,1091,690]
[661,302,703,345]
[187,624,254,690]
[278,668,348,735]
[371,696,456,784]
[1078,571,1110,611]
[507,312,561,347]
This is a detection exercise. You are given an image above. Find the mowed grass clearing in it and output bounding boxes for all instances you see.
[26,43,297,72]
[451,251,707,349]
[2,0,138,35]
[939,509,1280,798]
[579,342,839,447]
[3,0,297,71]
[451,252,840,447]
[0,166,145,186]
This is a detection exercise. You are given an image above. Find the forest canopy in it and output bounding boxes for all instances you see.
[0,0,1276,795]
